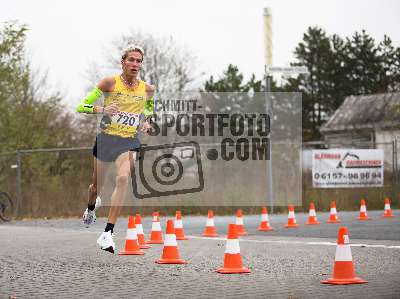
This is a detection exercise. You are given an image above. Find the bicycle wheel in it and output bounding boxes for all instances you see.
[0,192,14,222]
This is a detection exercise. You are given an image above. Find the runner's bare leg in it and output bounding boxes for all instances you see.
[107,151,135,224]
[88,157,110,206]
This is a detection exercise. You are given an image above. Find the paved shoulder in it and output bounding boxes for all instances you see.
[1,222,399,298]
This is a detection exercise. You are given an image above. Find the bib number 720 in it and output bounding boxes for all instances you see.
[112,112,140,127]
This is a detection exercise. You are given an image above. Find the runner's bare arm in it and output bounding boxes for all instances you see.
[76,77,116,114]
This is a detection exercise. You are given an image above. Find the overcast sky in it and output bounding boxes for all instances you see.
[2,0,400,109]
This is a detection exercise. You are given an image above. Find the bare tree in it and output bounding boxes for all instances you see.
[87,31,198,94]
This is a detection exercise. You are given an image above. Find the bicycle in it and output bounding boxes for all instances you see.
[0,191,14,222]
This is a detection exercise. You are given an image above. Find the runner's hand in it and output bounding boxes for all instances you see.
[141,120,152,133]
[104,103,119,116]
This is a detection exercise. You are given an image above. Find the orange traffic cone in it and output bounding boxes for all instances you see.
[257,207,273,231]
[135,213,150,249]
[327,201,341,223]
[147,212,163,244]
[306,202,320,225]
[285,205,300,228]
[321,226,367,285]
[358,199,371,220]
[235,209,248,235]
[382,198,394,218]
[202,210,218,237]
[119,216,145,255]
[156,219,187,264]
[174,211,188,240]
[216,224,251,274]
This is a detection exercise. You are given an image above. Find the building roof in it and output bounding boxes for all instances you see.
[320,92,400,133]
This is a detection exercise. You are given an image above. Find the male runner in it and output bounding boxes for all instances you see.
[77,45,154,253]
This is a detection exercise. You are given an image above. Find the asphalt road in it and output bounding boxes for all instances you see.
[1,210,399,298]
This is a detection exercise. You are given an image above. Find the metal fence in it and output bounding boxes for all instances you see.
[1,138,398,218]
[0,148,92,218]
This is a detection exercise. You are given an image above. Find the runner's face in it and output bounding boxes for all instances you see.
[122,51,143,77]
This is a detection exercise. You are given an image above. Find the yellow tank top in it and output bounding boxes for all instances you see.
[103,75,147,138]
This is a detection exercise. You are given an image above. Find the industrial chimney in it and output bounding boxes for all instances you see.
[263,7,273,67]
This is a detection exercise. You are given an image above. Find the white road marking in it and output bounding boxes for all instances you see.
[188,236,400,249]
[2,225,399,249]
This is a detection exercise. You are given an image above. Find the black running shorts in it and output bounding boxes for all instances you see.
[92,133,141,162]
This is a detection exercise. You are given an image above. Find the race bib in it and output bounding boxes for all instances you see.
[111,111,140,127]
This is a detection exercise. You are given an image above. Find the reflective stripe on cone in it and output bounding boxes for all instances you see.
[156,219,187,264]
[321,227,367,285]
[235,209,248,235]
[258,207,273,231]
[135,214,150,249]
[358,200,371,220]
[216,224,250,274]
[174,211,188,240]
[306,202,320,225]
[119,216,145,255]
[383,198,394,218]
[147,212,163,244]
[285,205,299,228]
[203,210,218,237]
[327,201,341,223]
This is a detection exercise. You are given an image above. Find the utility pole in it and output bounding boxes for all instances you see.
[263,7,274,213]
[262,8,309,212]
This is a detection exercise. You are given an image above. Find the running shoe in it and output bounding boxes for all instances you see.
[82,196,101,227]
[97,231,115,254]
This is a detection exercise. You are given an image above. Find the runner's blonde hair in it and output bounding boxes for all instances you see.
[121,44,144,60]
